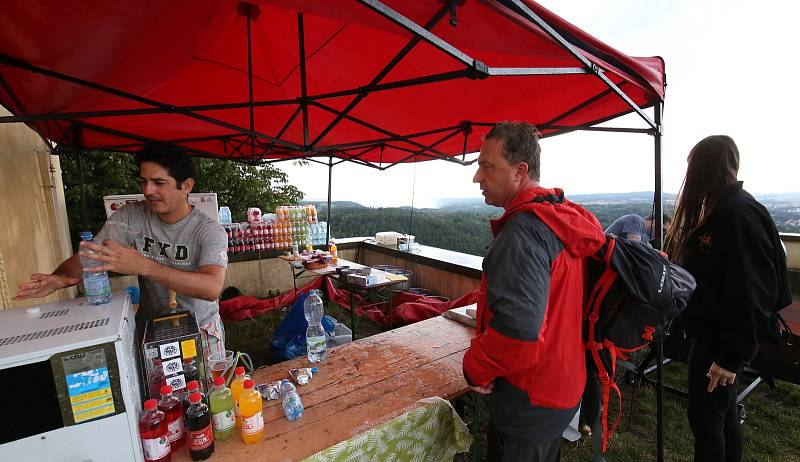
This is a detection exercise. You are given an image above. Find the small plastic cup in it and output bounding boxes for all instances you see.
[207,349,235,381]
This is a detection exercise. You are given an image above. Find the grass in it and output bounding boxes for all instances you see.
[456,359,800,462]
[224,298,800,461]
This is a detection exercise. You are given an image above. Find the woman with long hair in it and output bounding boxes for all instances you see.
[664,135,791,462]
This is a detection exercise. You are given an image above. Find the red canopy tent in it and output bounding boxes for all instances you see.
[0,1,669,458]
[0,0,663,166]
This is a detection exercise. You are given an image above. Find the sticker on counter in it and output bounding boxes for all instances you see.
[160,341,180,359]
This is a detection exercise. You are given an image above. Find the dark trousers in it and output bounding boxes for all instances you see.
[579,353,606,462]
[687,340,743,462]
[487,422,561,462]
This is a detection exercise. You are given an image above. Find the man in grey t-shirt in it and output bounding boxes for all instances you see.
[15,145,228,357]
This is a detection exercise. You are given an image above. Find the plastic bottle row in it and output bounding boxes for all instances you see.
[224,222,327,239]
[275,205,318,223]
[140,369,266,462]
[227,237,329,254]
[220,204,318,225]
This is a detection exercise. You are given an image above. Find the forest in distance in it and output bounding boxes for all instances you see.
[313,195,800,258]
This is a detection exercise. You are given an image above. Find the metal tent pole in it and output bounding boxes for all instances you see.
[326,156,333,245]
[654,101,665,462]
[245,3,256,160]
[654,102,664,249]
[77,150,88,232]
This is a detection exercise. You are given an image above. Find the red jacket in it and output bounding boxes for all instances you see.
[463,186,605,409]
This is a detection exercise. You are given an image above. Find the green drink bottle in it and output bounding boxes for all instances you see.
[209,376,236,441]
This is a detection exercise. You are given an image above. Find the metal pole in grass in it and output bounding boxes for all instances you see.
[654,102,665,462]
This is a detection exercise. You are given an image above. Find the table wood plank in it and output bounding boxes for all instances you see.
[174,316,474,461]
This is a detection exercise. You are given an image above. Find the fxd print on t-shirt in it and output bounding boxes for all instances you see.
[96,202,228,325]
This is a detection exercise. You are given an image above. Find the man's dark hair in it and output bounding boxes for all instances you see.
[485,122,541,181]
[136,144,196,189]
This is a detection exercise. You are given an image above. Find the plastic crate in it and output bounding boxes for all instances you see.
[327,323,352,348]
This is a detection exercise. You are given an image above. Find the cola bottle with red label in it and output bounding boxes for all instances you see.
[186,392,214,460]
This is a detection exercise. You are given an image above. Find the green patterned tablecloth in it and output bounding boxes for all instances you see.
[302,397,472,462]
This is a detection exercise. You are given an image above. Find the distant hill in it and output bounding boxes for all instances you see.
[757,192,800,204]
[568,191,678,203]
[308,191,800,211]
[434,192,677,211]
[431,198,502,213]
[320,192,800,257]
[303,200,366,209]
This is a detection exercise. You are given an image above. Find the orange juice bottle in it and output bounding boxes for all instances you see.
[230,366,248,429]
[239,379,264,444]
[329,239,337,264]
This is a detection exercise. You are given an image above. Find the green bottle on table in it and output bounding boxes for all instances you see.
[209,376,236,441]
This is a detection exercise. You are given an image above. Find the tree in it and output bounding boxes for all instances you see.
[59,150,304,247]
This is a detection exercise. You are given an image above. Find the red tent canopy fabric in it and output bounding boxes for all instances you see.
[0,0,665,166]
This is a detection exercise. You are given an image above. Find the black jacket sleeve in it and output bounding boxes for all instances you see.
[711,207,779,371]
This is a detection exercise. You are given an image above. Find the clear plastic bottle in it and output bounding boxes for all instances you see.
[230,366,248,429]
[79,231,112,305]
[304,289,327,363]
[239,379,264,444]
[139,399,171,462]
[280,379,304,421]
[158,385,185,450]
[186,392,214,460]
[209,376,236,441]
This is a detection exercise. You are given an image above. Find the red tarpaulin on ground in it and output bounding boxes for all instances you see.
[0,1,664,166]
[219,276,324,322]
[219,274,477,327]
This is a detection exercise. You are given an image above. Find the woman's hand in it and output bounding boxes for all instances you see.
[706,362,736,392]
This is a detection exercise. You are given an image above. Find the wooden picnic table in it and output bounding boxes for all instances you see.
[174,314,474,461]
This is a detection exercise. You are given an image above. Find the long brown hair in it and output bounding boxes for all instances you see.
[664,135,740,263]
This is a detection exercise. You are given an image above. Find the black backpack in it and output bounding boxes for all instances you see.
[583,235,696,452]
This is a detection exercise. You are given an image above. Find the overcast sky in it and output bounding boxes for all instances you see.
[279,0,800,208]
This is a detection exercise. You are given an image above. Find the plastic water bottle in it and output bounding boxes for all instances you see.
[280,380,304,421]
[79,231,112,305]
[304,290,327,363]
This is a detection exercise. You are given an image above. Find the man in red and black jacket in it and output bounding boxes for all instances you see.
[464,122,605,461]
